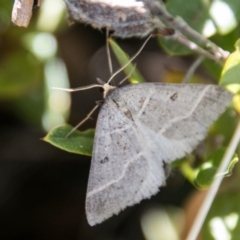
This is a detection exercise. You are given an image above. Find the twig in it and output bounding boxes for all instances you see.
[170,31,224,65]
[12,0,34,27]
[169,16,229,61]
[186,119,240,240]
[182,56,204,83]
[156,1,230,61]
[11,0,41,27]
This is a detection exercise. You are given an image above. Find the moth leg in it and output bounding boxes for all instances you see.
[66,101,102,137]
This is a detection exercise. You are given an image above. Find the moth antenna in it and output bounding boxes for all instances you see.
[106,28,113,76]
[107,34,152,85]
[52,84,102,92]
[118,64,137,86]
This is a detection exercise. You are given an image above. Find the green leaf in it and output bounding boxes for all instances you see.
[108,38,145,83]
[43,124,94,156]
[194,149,238,188]
[220,39,240,90]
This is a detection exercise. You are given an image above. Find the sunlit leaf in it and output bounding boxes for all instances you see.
[220,39,240,89]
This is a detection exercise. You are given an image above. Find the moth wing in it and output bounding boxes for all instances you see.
[86,95,163,226]
[86,83,232,226]
[120,83,233,162]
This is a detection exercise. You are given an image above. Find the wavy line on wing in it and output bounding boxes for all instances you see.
[87,152,145,197]
[159,85,210,134]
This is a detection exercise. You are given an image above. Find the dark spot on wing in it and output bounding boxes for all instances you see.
[170,92,178,101]
[123,108,134,121]
[112,99,119,107]
[100,156,109,164]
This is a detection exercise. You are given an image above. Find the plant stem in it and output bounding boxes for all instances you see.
[186,119,240,240]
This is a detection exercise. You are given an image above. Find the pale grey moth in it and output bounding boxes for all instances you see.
[86,82,232,226]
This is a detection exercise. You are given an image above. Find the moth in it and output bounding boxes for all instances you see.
[86,81,232,226]
[53,35,232,226]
